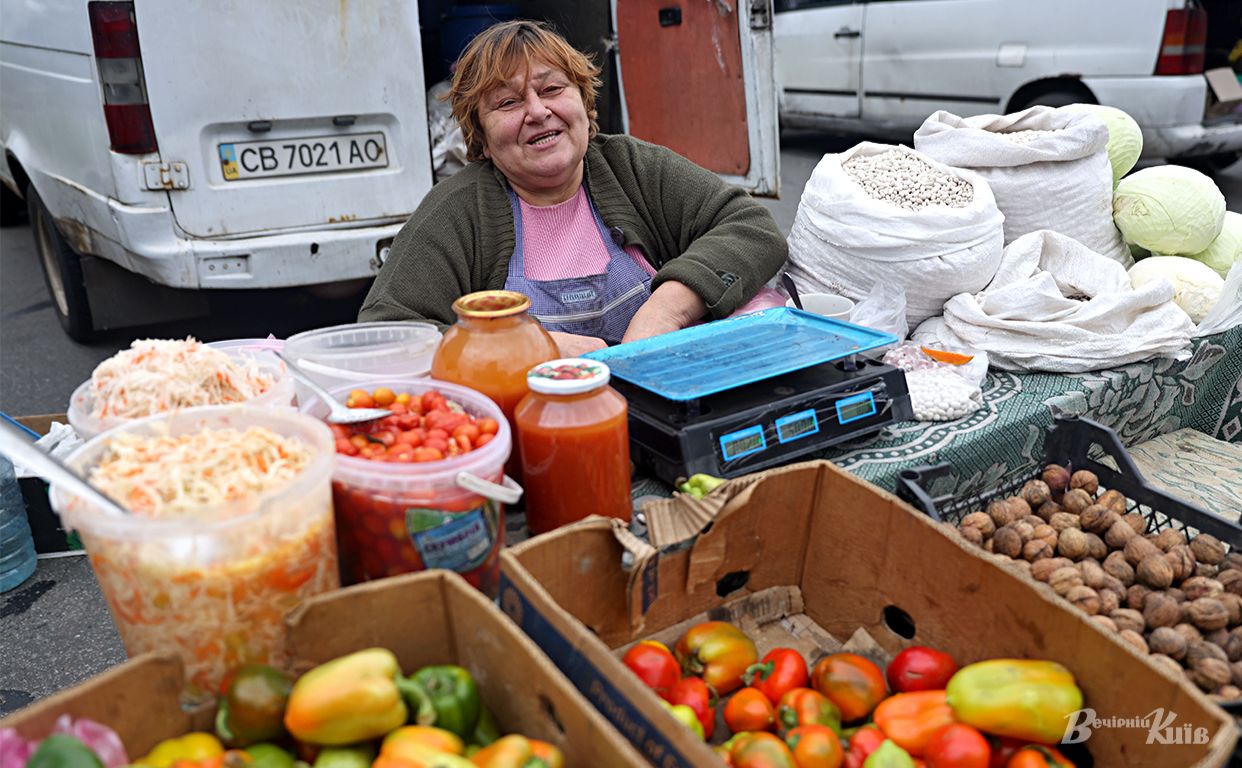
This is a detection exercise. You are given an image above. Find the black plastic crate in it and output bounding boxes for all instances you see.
[897,415,1242,727]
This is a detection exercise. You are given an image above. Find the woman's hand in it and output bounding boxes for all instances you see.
[548,331,607,358]
[622,282,706,344]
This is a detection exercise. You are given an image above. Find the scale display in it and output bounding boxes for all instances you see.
[719,425,766,461]
[836,392,877,424]
[775,409,819,444]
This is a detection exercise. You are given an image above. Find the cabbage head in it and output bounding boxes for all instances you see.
[1128,256,1224,323]
[1189,210,1242,278]
[1113,165,1225,255]
[1061,103,1143,185]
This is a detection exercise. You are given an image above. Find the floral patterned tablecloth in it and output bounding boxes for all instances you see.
[630,325,1242,501]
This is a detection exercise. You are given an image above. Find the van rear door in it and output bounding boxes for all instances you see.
[615,0,780,196]
[134,0,432,238]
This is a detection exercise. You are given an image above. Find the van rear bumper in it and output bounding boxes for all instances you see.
[1080,74,1242,159]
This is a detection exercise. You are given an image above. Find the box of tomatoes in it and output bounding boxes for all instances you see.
[2,569,647,767]
[498,460,1239,767]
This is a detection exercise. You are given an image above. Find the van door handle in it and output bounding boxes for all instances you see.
[833,27,861,39]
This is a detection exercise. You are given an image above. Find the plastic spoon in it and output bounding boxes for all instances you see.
[781,272,804,310]
[274,352,393,425]
[0,419,131,517]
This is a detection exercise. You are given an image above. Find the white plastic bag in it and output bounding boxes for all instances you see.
[914,107,1130,266]
[786,142,1005,329]
[849,281,909,340]
[1195,259,1242,337]
[913,230,1195,372]
[883,343,987,421]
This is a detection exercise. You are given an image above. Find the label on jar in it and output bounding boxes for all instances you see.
[406,502,499,573]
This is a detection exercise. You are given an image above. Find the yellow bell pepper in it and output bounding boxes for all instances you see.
[468,735,564,768]
[138,733,224,768]
[945,659,1084,744]
[381,726,466,762]
[284,648,409,745]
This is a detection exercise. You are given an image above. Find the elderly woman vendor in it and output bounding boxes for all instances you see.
[359,20,787,356]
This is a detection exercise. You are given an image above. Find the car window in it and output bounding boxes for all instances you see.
[775,0,861,12]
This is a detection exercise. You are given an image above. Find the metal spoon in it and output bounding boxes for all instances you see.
[0,419,131,517]
[781,272,804,310]
[274,352,393,425]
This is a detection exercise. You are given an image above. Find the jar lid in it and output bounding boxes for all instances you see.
[453,290,531,318]
[527,358,611,395]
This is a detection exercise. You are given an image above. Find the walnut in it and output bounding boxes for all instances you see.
[1098,588,1121,615]
[1190,598,1230,631]
[958,525,985,546]
[1008,559,1033,577]
[1050,567,1085,596]
[1066,585,1102,615]
[1109,608,1145,634]
[1226,629,1242,663]
[1188,640,1229,667]
[1011,521,1036,543]
[1097,489,1128,515]
[1151,528,1186,552]
[1182,577,1224,601]
[1078,559,1108,590]
[1190,658,1232,692]
[1125,536,1162,567]
[1023,514,1046,529]
[1220,593,1242,627]
[1022,539,1054,563]
[1031,557,1073,582]
[1221,553,1242,572]
[992,526,1023,559]
[1220,569,1242,596]
[1048,512,1081,533]
[1149,627,1188,660]
[1090,614,1118,633]
[1057,528,1090,561]
[1032,524,1058,549]
[987,498,1019,528]
[1070,470,1099,495]
[1105,519,1137,549]
[1123,512,1149,536]
[1166,587,1187,603]
[1190,534,1227,566]
[1036,501,1062,522]
[1021,479,1052,508]
[1233,661,1242,688]
[1175,623,1204,645]
[1144,593,1182,629]
[1041,464,1071,495]
[984,538,994,553]
[1136,555,1175,589]
[1085,533,1108,561]
[1147,653,1187,679]
[1079,504,1117,535]
[1206,628,1231,648]
[1211,685,1242,702]
[1103,551,1136,586]
[1126,584,1152,611]
[1061,488,1094,515]
[960,511,995,538]
[1114,628,1147,653]
[1005,496,1033,520]
[1195,563,1219,579]
[1165,546,1197,583]
[1100,574,1127,598]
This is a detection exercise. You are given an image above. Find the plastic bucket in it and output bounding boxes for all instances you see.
[440,4,521,68]
[299,378,517,595]
[50,406,338,704]
[67,348,295,442]
[284,322,440,406]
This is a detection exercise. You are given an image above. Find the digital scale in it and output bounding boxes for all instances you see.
[584,307,914,485]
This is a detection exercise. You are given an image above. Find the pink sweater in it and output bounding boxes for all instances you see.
[518,186,657,280]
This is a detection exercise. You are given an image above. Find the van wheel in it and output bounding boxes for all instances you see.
[1,183,26,227]
[1171,151,1242,176]
[28,185,95,341]
[1010,89,1093,112]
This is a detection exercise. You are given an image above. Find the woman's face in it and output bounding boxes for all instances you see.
[478,59,590,204]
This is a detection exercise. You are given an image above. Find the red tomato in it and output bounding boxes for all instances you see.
[886,647,959,694]
[334,438,358,456]
[453,423,481,443]
[477,418,499,435]
[811,654,887,723]
[423,437,449,454]
[412,447,443,462]
[924,724,991,768]
[724,687,776,734]
[667,676,716,740]
[987,738,1026,768]
[421,391,441,412]
[746,648,809,706]
[842,725,885,768]
[785,724,844,768]
[622,641,681,701]
[477,433,495,447]
[396,430,422,447]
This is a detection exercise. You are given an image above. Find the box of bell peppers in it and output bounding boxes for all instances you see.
[1,570,647,767]
[497,460,1240,767]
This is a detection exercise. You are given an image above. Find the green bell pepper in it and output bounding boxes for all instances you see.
[217,664,294,747]
[407,665,481,739]
[27,735,104,768]
[469,705,501,747]
[243,744,295,768]
[311,745,375,768]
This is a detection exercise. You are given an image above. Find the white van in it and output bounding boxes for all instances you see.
[0,0,780,340]
[774,0,1242,167]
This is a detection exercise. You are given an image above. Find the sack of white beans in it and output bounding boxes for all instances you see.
[914,106,1131,267]
[786,142,1005,329]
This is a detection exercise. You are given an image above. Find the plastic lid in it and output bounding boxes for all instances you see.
[527,358,611,395]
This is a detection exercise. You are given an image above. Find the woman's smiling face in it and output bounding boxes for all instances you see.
[478,59,590,205]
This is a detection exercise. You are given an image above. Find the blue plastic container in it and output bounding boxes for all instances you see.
[440,4,521,68]
[0,454,37,592]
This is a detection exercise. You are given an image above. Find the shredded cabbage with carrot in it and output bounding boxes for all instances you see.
[89,338,274,419]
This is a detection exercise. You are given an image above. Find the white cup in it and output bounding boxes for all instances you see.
[786,293,855,321]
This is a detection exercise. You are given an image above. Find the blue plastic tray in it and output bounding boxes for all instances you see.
[584,307,898,401]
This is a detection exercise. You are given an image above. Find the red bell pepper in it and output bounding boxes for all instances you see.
[923,724,990,768]
[1005,746,1074,768]
[811,654,888,723]
[724,687,777,735]
[621,640,680,701]
[745,649,809,706]
[886,648,958,694]
[666,676,716,740]
[843,725,886,768]
[675,621,758,695]
[729,732,798,768]
[872,691,957,757]
[785,724,845,768]
[776,687,841,737]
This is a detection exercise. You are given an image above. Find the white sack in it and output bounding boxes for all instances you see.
[913,107,1131,266]
[913,231,1194,372]
[786,142,1005,329]
[1196,259,1242,337]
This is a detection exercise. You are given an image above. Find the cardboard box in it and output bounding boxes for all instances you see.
[1,570,648,766]
[498,460,1240,767]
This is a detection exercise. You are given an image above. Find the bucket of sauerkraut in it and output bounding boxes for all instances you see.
[68,338,295,441]
[50,405,338,705]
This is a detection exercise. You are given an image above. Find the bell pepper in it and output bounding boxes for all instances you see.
[872,691,956,757]
[724,687,777,734]
[175,749,253,768]
[745,648,810,706]
[677,473,726,498]
[944,660,1083,745]
[28,734,104,768]
[675,621,758,695]
[922,724,990,768]
[661,701,706,740]
[864,741,915,768]
[216,664,294,747]
[621,640,681,701]
[843,725,886,768]
[468,735,560,768]
[527,741,565,768]
[242,745,294,768]
[283,648,409,745]
[785,724,845,768]
[667,676,717,740]
[312,745,375,768]
[383,727,465,758]
[409,666,482,740]
[469,707,501,748]
[1006,746,1074,768]
[138,733,225,768]
[729,732,797,768]
[776,687,841,737]
[811,654,888,723]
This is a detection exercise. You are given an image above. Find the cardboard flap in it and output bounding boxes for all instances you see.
[641,473,766,547]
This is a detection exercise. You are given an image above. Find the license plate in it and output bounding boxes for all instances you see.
[219,132,387,181]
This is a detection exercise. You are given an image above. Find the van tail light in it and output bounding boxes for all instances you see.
[89,1,157,154]
[1155,6,1207,76]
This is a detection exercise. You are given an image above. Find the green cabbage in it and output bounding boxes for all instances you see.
[1061,103,1143,185]
[1128,256,1224,323]
[1189,210,1242,278]
[1113,165,1226,255]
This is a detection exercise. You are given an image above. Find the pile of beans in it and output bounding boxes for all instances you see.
[999,129,1060,144]
[842,149,974,211]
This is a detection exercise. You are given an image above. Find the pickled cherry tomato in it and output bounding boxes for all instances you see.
[330,387,492,463]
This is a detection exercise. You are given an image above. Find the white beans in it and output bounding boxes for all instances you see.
[905,368,981,421]
[999,129,1059,144]
[842,150,974,211]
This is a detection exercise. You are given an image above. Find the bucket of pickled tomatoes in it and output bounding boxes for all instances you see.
[299,379,520,596]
